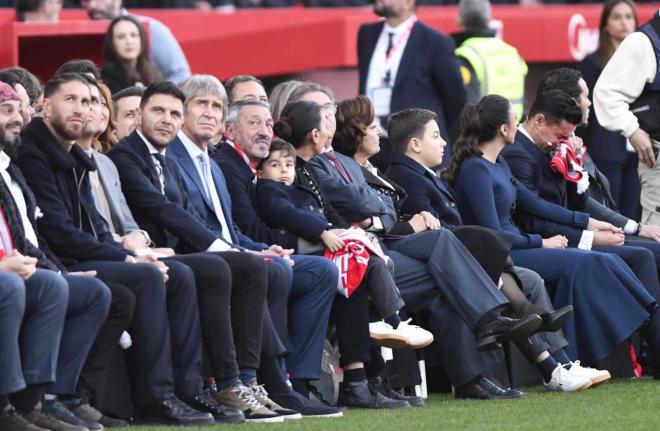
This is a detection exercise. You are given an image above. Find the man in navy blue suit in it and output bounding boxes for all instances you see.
[502,87,660,377]
[357,0,466,168]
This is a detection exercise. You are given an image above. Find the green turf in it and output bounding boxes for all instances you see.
[126,378,659,431]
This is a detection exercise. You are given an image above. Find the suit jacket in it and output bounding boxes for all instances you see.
[92,151,140,236]
[167,136,267,251]
[16,117,129,265]
[501,131,588,247]
[309,152,395,229]
[211,143,297,250]
[107,130,220,252]
[0,162,65,272]
[386,153,463,227]
[504,131,631,236]
[582,154,630,229]
[357,20,466,140]
[359,165,414,237]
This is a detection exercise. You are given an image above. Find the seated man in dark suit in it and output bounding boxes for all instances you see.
[16,73,215,426]
[107,82,308,422]
[501,85,660,377]
[164,75,342,417]
[385,107,610,391]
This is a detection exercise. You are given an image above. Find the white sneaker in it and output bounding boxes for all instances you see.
[369,321,408,349]
[369,319,434,349]
[543,363,592,392]
[396,319,434,349]
[568,361,611,386]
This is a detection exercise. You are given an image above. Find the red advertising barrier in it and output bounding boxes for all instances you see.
[0,4,658,81]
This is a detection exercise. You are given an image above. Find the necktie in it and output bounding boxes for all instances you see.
[197,153,213,203]
[324,151,351,184]
[152,153,166,193]
[383,32,395,85]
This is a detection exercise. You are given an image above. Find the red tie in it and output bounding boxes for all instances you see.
[324,151,351,184]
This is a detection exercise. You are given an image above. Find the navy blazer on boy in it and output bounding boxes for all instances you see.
[167,134,268,251]
[387,153,463,227]
[357,19,466,142]
[255,179,330,243]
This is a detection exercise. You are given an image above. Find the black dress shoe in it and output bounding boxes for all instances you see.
[538,305,573,332]
[139,396,214,425]
[270,391,343,418]
[454,378,525,400]
[368,377,425,407]
[338,380,411,409]
[186,390,244,424]
[477,314,543,352]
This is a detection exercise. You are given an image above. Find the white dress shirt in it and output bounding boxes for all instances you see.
[365,15,417,120]
[0,151,39,247]
[178,131,234,244]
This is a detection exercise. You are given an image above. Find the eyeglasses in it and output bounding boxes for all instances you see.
[321,103,337,115]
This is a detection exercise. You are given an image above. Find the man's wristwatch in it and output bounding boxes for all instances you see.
[634,223,643,236]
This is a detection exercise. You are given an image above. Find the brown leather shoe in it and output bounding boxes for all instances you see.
[0,405,48,431]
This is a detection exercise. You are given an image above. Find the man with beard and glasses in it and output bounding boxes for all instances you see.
[81,0,190,84]
[15,73,217,426]
[357,0,466,170]
[0,81,112,431]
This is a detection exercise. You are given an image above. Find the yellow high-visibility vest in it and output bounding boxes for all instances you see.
[456,37,528,121]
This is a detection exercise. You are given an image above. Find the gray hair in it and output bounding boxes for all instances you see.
[225,99,270,126]
[269,79,304,122]
[179,74,228,119]
[458,0,491,32]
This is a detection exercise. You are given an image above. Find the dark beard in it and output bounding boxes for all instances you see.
[51,115,84,141]
[0,126,20,158]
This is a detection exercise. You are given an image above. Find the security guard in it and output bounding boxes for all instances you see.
[453,0,528,121]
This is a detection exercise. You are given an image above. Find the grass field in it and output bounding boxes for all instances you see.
[128,378,659,431]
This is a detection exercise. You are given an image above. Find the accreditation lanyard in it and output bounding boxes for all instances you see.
[382,16,418,86]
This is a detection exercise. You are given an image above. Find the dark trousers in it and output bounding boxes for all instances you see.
[334,285,371,367]
[68,260,201,404]
[425,295,488,387]
[0,271,68,395]
[287,255,337,380]
[595,155,641,220]
[77,282,135,402]
[364,256,404,319]
[50,274,111,395]
[384,229,508,330]
[207,252,269,376]
[509,266,569,362]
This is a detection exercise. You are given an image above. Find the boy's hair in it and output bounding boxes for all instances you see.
[387,108,437,153]
[257,139,296,170]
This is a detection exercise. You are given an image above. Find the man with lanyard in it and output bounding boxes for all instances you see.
[357,0,466,169]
